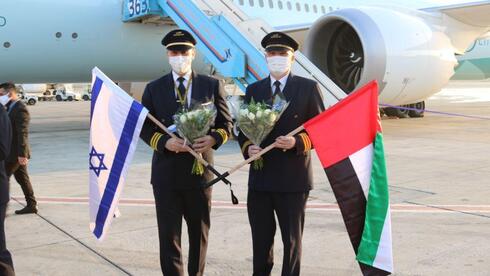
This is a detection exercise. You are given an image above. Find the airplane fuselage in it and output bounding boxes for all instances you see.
[0,0,210,83]
[1,0,489,101]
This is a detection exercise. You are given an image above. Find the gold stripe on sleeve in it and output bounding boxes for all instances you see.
[150,133,163,150]
[150,133,157,149]
[300,133,311,152]
[216,129,228,144]
[241,140,253,154]
[305,134,312,151]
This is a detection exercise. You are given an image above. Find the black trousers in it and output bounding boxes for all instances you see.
[247,190,309,276]
[152,186,212,276]
[0,203,15,276]
[5,162,36,206]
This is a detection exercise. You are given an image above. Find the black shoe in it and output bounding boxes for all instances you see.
[15,205,38,215]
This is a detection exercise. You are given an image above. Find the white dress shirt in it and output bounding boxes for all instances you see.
[270,74,289,93]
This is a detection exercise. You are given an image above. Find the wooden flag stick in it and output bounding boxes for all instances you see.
[147,114,232,186]
[204,124,306,188]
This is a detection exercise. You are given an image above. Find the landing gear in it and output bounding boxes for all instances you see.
[408,101,425,118]
[381,101,425,119]
[383,105,409,118]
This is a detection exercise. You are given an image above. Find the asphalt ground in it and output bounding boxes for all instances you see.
[4,81,490,275]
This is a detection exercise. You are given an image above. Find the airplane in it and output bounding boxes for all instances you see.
[1,0,490,118]
[454,38,490,79]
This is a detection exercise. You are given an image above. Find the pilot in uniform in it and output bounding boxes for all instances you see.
[139,29,232,276]
[238,32,325,276]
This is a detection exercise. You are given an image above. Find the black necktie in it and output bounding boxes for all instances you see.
[177,77,186,106]
[5,101,13,113]
[273,80,285,101]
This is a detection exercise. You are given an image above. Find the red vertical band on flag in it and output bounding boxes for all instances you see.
[304,81,380,168]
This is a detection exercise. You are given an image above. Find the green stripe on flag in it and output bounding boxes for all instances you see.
[356,132,390,266]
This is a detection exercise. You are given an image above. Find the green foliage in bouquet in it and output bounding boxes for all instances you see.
[173,103,217,175]
[234,98,289,170]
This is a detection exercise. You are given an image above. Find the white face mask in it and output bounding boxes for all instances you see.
[266,56,292,77]
[169,55,193,75]
[0,94,10,106]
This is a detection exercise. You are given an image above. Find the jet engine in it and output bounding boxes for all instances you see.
[303,7,458,106]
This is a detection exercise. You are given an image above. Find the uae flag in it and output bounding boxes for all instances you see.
[304,81,393,275]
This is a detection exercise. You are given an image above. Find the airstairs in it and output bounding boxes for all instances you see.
[122,0,346,106]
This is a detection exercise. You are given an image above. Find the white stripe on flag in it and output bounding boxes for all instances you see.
[373,209,394,272]
[349,144,373,198]
[89,67,148,240]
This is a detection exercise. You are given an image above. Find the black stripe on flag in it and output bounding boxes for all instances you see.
[325,157,367,251]
[325,157,390,276]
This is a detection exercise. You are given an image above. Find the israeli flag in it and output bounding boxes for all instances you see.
[89,67,148,240]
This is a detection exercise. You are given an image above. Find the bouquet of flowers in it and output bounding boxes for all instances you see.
[232,97,289,170]
[173,102,217,175]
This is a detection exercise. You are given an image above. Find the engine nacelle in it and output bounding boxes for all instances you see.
[304,7,458,105]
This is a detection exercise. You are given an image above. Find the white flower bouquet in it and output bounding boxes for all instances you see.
[173,102,217,175]
[233,97,289,170]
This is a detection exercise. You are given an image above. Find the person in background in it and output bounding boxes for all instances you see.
[0,82,37,215]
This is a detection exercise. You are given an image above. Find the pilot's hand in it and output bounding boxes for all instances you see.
[274,136,295,150]
[18,157,29,166]
[193,135,216,153]
[248,145,262,157]
[165,137,191,153]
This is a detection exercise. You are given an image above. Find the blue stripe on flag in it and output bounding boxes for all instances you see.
[93,101,144,238]
[90,77,103,123]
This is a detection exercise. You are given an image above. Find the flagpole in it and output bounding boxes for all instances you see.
[204,125,305,188]
[146,113,234,188]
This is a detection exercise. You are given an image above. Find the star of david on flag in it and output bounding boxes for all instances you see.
[89,147,107,177]
[89,67,148,240]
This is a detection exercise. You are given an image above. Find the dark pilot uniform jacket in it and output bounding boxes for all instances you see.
[140,71,232,190]
[238,74,325,192]
[0,106,12,204]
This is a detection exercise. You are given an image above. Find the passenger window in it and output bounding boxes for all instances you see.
[296,2,301,11]
[249,0,254,6]
[268,0,273,8]
[278,1,283,9]
[304,3,309,12]
[287,1,292,10]
[259,0,264,7]
[329,6,333,12]
[239,0,244,5]
[321,5,326,13]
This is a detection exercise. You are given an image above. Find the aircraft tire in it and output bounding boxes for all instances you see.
[384,106,409,118]
[408,101,425,118]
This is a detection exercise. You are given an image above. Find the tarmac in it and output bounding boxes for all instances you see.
[4,81,490,276]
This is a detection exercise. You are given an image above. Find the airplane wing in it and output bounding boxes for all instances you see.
[422,1,490,28]
[274,22,311,32]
